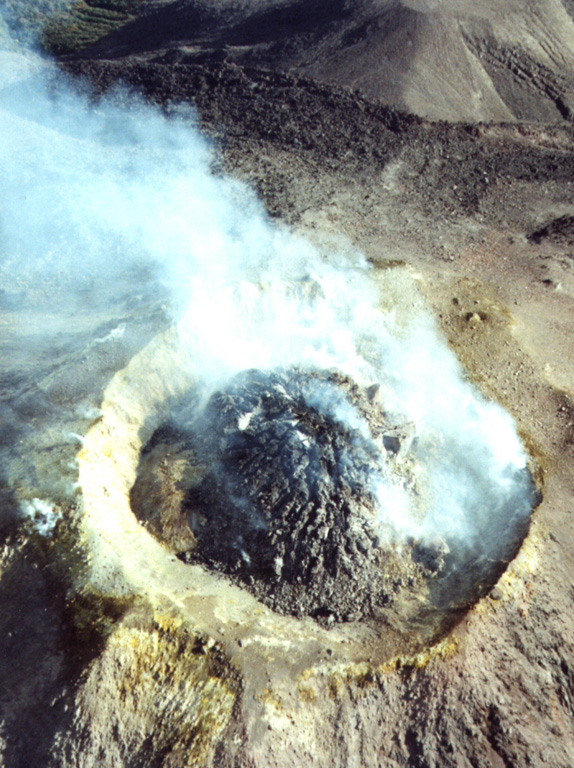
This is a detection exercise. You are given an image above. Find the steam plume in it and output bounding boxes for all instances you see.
[0,42,534,566]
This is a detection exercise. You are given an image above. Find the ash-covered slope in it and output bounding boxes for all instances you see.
[66,0,574,122]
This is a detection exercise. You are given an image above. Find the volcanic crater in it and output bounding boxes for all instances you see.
[131,363,539,632]
[3,2,574,765]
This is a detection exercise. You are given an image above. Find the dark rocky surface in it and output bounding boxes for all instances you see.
[58,0,574,123]
[2,4,574,768]
[140,368,424,625]
[132,363,538,636]
[61,57,574,226]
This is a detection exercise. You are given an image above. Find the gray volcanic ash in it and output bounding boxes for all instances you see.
[59,0,574,123]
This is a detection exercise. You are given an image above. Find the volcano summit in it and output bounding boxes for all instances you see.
[1,2,574,768]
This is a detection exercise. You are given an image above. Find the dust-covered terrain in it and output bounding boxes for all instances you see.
[2,2,574,767]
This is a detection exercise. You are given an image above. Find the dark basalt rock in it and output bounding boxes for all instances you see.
[160,367,422,625]
[133,363,539,630]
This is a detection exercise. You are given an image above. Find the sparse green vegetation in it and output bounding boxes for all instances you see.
[1,0,144,55]
[41,0,143,55]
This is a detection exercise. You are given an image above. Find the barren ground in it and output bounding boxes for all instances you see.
[2,3,574,767]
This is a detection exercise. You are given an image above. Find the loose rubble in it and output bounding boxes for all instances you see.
[133,367,430,625]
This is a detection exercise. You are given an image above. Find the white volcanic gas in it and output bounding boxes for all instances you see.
[0,43,536,614]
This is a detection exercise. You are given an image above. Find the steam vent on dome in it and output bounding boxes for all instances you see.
[132,362,540,632]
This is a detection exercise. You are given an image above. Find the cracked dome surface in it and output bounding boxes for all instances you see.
[137,367,424,625]
[132,364,539,628]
